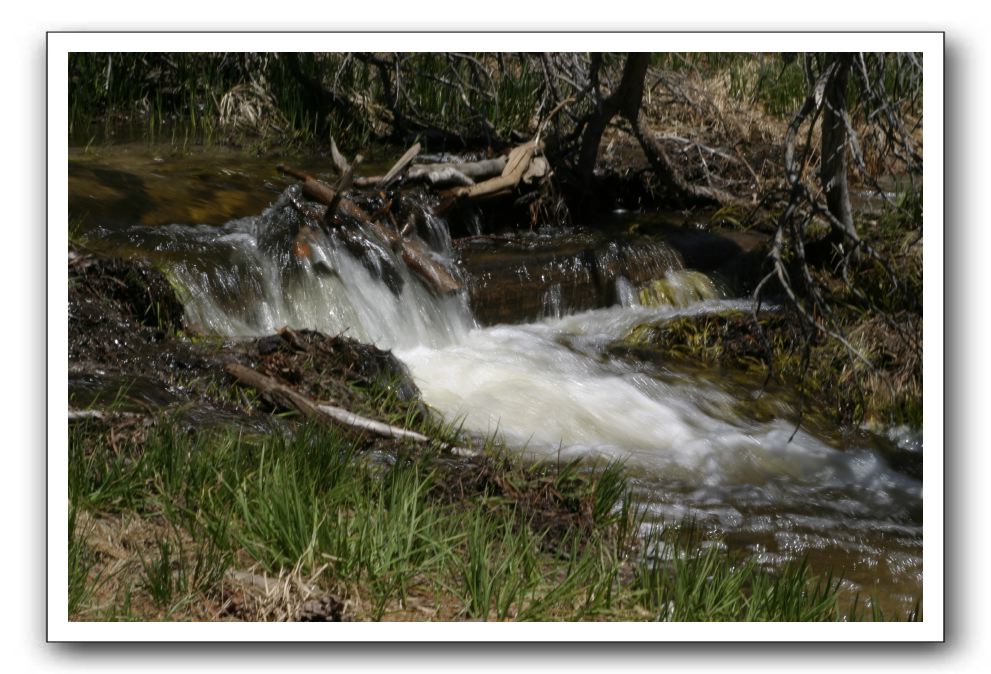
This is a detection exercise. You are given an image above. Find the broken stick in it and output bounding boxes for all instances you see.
[375,142,421,189]
[225,363,473,456]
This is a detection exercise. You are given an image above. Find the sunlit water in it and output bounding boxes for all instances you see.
[78,178,923,616]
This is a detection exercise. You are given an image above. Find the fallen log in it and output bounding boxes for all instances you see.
[365,221,462,294]
[225,363,474,457]
[522,156,550,184]
[409,166,475,188]
[408,157,507,182]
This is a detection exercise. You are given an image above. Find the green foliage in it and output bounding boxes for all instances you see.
[69,420,151,512]
[234,450,327,573]
[454,507,540,620]
[634,528,841,621]
[70,412,890,621]
[67,52,545,150]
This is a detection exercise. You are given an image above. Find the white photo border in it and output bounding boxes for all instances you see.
[49,31,944,642]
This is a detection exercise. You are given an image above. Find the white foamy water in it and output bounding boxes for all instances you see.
[398,303,920,512]
[99,187,476,350]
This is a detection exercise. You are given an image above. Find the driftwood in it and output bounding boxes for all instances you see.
[278,164,461,295]
[411,166,476,188]
[457,140,539,200]
[329,136,351,175]
[354,155,507,188]
[522,156,550,184]
[225,363,474,457]
[376,142,421,189]
[408,157,507,185]
[68,409,143,421]
[352,141,545,201]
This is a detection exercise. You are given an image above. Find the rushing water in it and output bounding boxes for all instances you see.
[72,150,923,615]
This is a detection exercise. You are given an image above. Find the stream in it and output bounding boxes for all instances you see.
[69,146,923,616]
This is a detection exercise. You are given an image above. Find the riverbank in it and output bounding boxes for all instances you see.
[68,249,919,621]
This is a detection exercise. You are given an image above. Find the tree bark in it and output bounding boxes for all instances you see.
[577,53,651,185]
[820,53,858,245]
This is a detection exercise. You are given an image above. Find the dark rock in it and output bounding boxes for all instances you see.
[296,595,347,622]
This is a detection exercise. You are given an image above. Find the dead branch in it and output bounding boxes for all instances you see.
[449,140,540,200]
[376,142,421,189]
[354,156,507,188]
[68,409,144,421]
[633,119,747,207]
[225,363,474,456]
[277,163,461,295]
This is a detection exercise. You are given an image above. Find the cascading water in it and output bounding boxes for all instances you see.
[83,187,922,612]
[91,186,475,350]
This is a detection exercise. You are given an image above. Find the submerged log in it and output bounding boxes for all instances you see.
[278,164,340,211]
[225,363,473,456]
[278,163,461,295]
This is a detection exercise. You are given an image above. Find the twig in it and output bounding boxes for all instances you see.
[225,363,475,457]
[375,142,421,189]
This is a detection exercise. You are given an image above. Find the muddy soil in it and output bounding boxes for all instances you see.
[69,248,421,429]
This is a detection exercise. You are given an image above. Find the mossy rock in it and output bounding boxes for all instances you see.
[621,310,796,370]
[617,308,921,429]
[637,270,720,308]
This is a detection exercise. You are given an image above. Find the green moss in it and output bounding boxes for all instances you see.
[617,309,921,430]
[638,271,720,308]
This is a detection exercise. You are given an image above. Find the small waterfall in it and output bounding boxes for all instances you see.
[541,284,563,319]
[88,187,474,351]
[614,276,639,308]
[637,269,721,307]
[459,235,688,325]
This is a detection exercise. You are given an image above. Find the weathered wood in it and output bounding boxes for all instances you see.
[409,157,507,181]
[328,136,351,175]
[447,140,539,200]
[376,142,421,189]
[409,166,475,188]
[354,156,507,188]
[225,363,474,456]
[522,156,550,184]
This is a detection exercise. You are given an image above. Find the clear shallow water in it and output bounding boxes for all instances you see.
[73,154,922,616]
